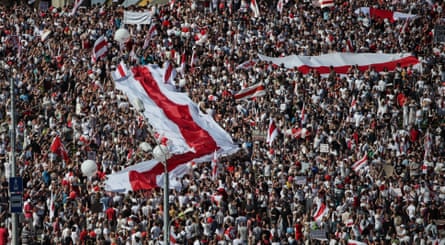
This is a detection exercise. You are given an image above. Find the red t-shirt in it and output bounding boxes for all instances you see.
[105,207,116,221]
[0,227,8,245]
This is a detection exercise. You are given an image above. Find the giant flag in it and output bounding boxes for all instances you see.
[105,63,239,192]
[258,52,419,75]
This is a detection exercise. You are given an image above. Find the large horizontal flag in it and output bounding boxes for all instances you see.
[234,82,266,102]
[354,7,417,23]
[257,52,419,75]
[106,64,239,192]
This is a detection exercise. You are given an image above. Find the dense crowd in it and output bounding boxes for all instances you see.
[0,0,445,244]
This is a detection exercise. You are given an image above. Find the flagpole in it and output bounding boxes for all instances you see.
[9,68,18,245]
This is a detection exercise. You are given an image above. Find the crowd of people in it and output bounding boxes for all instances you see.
[0,0,444,244]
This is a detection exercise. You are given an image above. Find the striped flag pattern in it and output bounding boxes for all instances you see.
[234,82,266,101]
[313,201,329,222]
[92,35,108,63]
[351,154,368,173]
[266,118,278,146]
[319,0,334,8]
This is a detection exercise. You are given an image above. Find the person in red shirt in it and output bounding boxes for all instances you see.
[106,204,117,230]
[295,219,303,242]
[0,223,8,245]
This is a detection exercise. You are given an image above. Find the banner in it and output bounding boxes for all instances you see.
[257,52,419,75]
[123,11,152,25]
[354,7,417,23]
[122,0,140,7]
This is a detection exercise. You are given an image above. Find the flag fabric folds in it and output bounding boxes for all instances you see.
[266,118,278,146]
[50,135,69,163]
[123,11,152,25]
[163,61,177,91]
[236,59,258,70]
[234,82,266,101]
[313,200,329,222]
[70,0,84,16]
[347,240,367,245]
[250,0,260,18]
[105,63,238,192]
[257,52,419,75]
[354,7,417,23]
[319,0,334,8]
[277,0,284,13]
[351,154,368,173]
[111,61,131,81]
[92,35,108,63]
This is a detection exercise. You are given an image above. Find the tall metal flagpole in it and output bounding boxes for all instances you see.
[10,73,18,245]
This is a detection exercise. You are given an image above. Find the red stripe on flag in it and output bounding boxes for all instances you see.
[234,84,265,100]
[94,39,107,54]
[164,62,174,83]
[117,64,126,78]
[296,56,418,75]
[128,66,218,191]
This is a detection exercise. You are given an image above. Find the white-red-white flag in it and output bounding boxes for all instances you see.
[105,64,238,192]
[266,118,278,146]
[70,0,84,16]
[347,240,367,245]
[234,82,266,101]
[170,229,179,244]
[92,35,108,63]
[143,23,157,49]
[277,0,284,13]
[111,61,130,81]
[319,0,334,8]
[300,104,306,125]
[236,59,258,70]
[170,0,175,10]
[313,201,329,222]
[50,135,70,163]
[351,154,368,173]
[250,0,260,18]
[350,96,357,113]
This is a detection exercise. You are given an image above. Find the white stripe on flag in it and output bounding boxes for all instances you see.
[111,61,131,81]
[70,0,84,16]
[234,82,266,101]
[351,154,368,173]
[92,35,108,62]
[347,240,367,245]
[266,118,278,146]
[105,64,239,192]
[313,201,328,222]
[250,0,260,18]
[319,0,334,8]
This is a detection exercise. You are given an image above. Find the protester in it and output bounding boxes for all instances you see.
[0,0,444,244]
